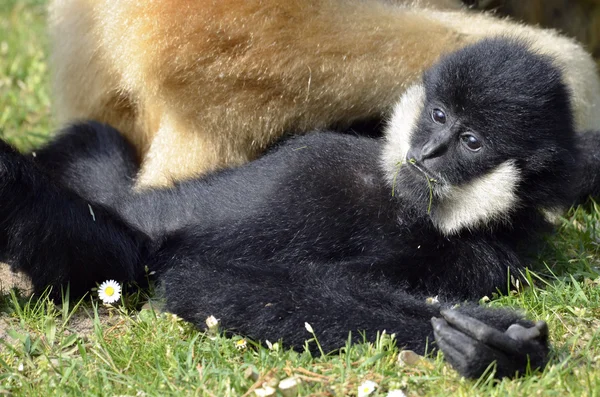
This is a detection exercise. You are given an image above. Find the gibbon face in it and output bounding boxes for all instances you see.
[382,39,579,235]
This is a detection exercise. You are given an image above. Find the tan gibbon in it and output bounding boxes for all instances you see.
[48,0,600,186]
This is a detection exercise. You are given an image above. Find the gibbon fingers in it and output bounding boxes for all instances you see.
[3,38,593,378]
[48,0,600,186]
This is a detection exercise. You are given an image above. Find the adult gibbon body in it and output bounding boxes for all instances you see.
[48,0,600,186]
[2,38,594,378]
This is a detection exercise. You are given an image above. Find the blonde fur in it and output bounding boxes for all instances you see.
[48,0,600,186]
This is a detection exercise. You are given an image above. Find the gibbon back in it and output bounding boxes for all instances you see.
[48,0,600,186]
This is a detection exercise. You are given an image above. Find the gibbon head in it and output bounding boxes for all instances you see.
[382,38,579,235]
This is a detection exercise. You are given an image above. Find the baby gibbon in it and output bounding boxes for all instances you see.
[48,0,600,186]
[4,38,575,378]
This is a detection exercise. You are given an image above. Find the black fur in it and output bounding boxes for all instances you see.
[2,38,598,378]
[407,38,577,209]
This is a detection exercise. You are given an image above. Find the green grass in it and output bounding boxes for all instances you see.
[0,0,53,150]
[1,1,600,396]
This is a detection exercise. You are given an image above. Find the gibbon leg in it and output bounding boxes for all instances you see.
[48,0,149,155]
[0,138,149,297]
[133,111,256,186]
[0,122,142,295]
[160,254,548,378]
[31,122,140,206]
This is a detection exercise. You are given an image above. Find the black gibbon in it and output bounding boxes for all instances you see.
[3,38,592,379]
[48,0,600,186]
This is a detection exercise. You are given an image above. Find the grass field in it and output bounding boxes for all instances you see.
[1,1,600,396]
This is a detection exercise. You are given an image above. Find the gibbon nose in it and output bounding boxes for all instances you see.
[420,141,445,160]
[420,133,451,161]
[407,139,449,163]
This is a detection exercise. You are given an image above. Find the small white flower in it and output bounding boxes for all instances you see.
[510,275,520,290]
[386,390,406,397]
[98,280,121,304]
[265,340,279,351]
[205,315,220,331]
[235,339,247,350]
[304,322,314,334]
[425,295,439,305]
[357,380,378,397]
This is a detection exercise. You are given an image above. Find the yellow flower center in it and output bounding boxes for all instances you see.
[105,286,115,296]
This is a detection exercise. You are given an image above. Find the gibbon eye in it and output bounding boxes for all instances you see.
[460,133,482,152]
[431,108,447,124]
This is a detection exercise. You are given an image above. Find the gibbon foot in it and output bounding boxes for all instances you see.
[431,309,549,379]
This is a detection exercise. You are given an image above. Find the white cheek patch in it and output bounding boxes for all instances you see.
[381,84,425,185]
[431,160,522,235]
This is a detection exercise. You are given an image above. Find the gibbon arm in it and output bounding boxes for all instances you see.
[0,130,148,297]
[160,249,548,379]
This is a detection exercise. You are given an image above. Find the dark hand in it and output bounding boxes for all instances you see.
[432,309,549,379]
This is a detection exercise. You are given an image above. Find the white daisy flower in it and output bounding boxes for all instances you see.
[358,380,378,397]
[235,339,247,350]
[98,280,121,304]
